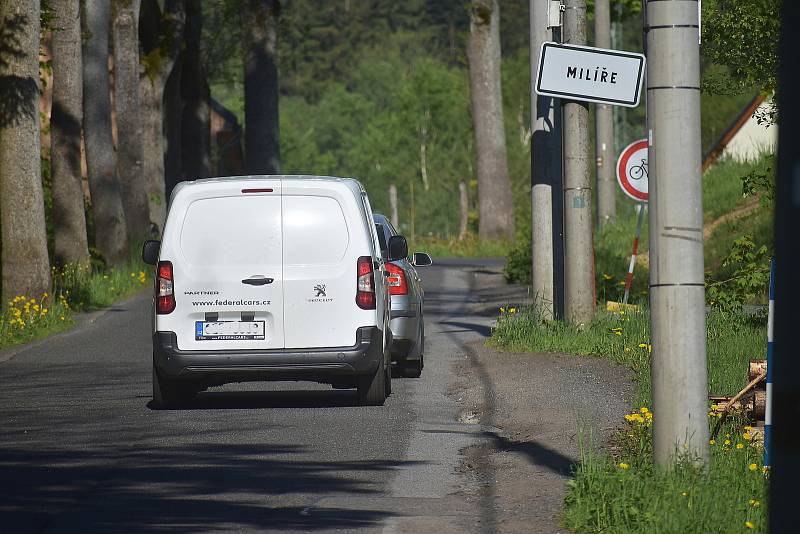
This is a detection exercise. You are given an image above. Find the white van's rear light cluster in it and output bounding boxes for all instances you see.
[156,261,176,314]
[356,256,376,309]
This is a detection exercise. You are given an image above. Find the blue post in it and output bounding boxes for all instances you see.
[765,258,775,467]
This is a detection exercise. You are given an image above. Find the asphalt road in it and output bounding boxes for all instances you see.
[0,259,507,533]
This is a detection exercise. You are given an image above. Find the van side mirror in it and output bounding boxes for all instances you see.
[412,252,433,267]
[387,235,408,261]
[142,240,161,265]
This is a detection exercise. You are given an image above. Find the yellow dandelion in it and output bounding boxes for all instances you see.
[743,432,752,441]
[500,307,505,313]
[624,347,631,352]
[736,443,744,450]
[618,462,630,470]
[602,273,613,280]
[681,491,688,497]
[749,499,760,507]
[59,316,65,321]
[724,439,731,446]
[745,521,754,529]
[509,307,517,314]
[748,463,758,471]
[639,407,649,414]
[709,439,716,445]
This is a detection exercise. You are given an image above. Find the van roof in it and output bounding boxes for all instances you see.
[171,175,365,197]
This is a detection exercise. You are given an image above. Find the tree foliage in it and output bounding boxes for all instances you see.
[701,0,781,123]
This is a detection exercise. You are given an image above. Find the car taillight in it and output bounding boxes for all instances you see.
[384,262,408,295]
[156,261,176,314]
[356,256,376,309]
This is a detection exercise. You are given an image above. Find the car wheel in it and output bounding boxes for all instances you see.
[403,315,424,378]
[152,360,196,408]
[357,360,387,406]
[385,357,392,396]
[403,357,423,378]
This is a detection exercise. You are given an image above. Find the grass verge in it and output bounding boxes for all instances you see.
[0,255,151,351]
[409,233,511,258]
[488,306,769,532]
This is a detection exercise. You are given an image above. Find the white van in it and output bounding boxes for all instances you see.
[142,176,408,407]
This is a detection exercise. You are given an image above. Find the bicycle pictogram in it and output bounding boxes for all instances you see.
[628,160,648,181]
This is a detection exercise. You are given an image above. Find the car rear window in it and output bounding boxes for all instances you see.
[180,196,282,266]
[283,195,350,265]
[375,224,388,252]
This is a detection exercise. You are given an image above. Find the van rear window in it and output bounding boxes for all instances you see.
[180,196,282,266]
[283,196,349,265]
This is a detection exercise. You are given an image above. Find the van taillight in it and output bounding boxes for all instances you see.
[156,261,176,314]
[384,263,408,295]
[356,256,376,309]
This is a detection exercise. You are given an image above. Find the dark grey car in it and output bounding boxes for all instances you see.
[373,214,432,377]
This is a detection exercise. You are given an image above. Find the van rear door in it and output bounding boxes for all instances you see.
[169,179,285,351]
[282,181,368,349]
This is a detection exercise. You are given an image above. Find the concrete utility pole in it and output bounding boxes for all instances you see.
[530,0,558,320]
[562,0,594,325]
[646,2,709,466]
[594,0,615,225]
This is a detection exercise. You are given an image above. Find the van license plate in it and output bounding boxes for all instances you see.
[195,321,266,341]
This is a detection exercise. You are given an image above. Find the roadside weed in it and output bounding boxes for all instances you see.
[564,412,768,533]
[1,256,151,350]
[489,306,768,532]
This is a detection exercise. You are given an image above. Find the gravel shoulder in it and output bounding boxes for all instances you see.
[447,265,634,533]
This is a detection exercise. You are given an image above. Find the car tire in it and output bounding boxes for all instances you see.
[403,316,424,378]
[357,360,387,406]
[385,357,392,396]
[403,357,423,378]
[153,361,196,408]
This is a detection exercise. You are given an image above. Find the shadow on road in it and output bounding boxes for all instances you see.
[0,442,409,532]
[436,320,492,338]
[148,388,363,411]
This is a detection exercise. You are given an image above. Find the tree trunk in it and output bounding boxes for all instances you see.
[82,0,129,265]
[0,0,51,300]
[139,0,186,234]
[112,0,150,242]
[181,0,211,180]
[163,59,183,197]
[459,181,469,240]
[243,0,281,174]
[388,184,398,228]
[467,0,515,241]
[50,0,90,266]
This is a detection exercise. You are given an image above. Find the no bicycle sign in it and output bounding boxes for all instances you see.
[617,139,648,202]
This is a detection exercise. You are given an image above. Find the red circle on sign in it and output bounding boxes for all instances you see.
[616,139,649,202]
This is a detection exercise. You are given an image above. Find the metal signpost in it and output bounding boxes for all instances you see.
[616,139,648,305]
[535,42,646,107]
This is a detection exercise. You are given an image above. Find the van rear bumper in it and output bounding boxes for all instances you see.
[153,327,383,384]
